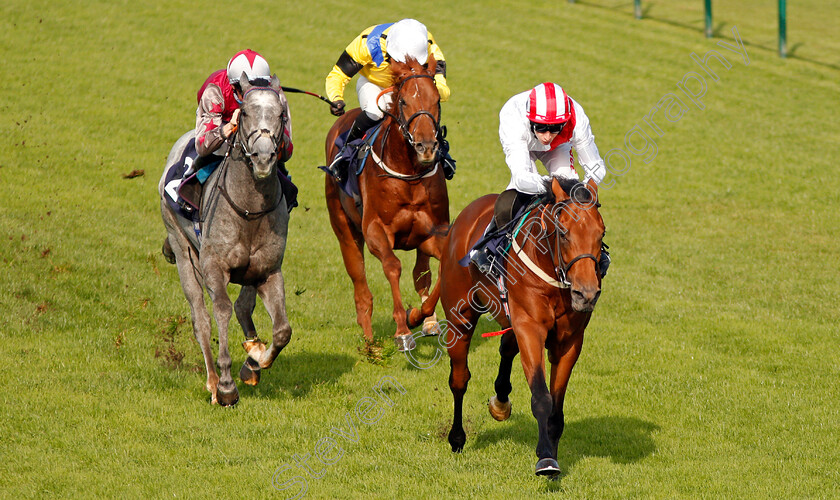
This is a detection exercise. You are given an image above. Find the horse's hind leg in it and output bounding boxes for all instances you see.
[162,204,220,404]
[253,270,292,369]
[445,311,478,452]
[489,330,519,421]
[546,332,584,459]
[235,286,262,386]
[411,246,440,336]
[203,264,238,407]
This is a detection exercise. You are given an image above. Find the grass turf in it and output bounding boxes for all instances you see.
[1,0,839,498]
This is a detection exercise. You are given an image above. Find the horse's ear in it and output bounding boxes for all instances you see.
[586,178,598,200]
[425,53,437,77]
[270,74,281,91]
[239,73,252,94]
[551,177,567,203]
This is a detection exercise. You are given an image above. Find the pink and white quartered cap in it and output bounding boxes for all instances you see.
[226,49,270,84]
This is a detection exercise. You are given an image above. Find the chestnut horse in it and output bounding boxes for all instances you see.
[417,177,605,476]
[324,56,449,350]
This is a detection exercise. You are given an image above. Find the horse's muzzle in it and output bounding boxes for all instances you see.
[571,286,601,312]
[414,140,438,165]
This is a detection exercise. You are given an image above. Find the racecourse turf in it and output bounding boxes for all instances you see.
[1,0,839,498]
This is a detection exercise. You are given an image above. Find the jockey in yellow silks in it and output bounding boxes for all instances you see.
[323,19,455,180]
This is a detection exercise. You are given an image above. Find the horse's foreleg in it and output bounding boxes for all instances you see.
[547,332,584,458]
[409,243,440,336]
[365,225,410,342]
[175,256,218,404]
[162,206,219,404]
[204,266,238,407]
[235,286,262,386]
[326,188,375,341]
[489,330,519,421]
[518,331,560,476]
[254,271,292,370]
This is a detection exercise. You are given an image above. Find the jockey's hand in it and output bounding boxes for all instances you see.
[222,109,241,139]
[330,99,346,116]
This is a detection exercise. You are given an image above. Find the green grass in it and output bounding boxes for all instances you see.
[2,0,839,498]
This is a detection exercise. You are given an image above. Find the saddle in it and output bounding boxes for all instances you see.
[461,190,541,270]
[319,123,383,199]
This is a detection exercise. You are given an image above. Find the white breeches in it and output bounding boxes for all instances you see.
[356,75,393,121]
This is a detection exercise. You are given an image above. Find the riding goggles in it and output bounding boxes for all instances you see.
[531,121,567,134]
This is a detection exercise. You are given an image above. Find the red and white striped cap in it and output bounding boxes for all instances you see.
[527,82,572,124]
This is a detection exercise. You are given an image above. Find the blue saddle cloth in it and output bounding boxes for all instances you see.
[318,123,382,197]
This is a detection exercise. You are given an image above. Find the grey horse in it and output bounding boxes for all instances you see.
[159,74,292,406]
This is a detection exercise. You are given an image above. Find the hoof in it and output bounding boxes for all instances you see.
[421,316,441,337]
[239,357,261,386]
[216,384,239,407]
[535,458,561,477]
[488,395,512,421]
[394,334,416,352]
[448,430,466,453]
[162,239,176,264]
[242,338,266,363]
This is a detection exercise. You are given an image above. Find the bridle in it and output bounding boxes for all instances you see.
[217,87,286,220]
[379,73,442,153]
[511,200,602,288]
[236,87,286,169]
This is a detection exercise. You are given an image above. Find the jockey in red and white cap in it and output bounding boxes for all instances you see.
[194,49,293,163]
[470,82,610,277]
[499,82,606,194]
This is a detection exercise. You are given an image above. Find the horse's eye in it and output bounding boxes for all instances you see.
[399,98,406,106]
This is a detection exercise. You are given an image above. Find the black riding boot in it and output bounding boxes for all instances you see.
[437,126,456,180]
[328,112,380,182]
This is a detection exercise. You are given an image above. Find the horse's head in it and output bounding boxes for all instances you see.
[388,56,441,165]
[237,73,287,180]
[546,178,605,312]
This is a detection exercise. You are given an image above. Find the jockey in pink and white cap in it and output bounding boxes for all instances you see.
[499,82,606,194]
[194,49,293,163]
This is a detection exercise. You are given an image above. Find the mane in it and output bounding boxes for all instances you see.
[539,177,595,206]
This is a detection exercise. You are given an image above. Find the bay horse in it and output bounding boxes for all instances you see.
[324,56,449,351]
[417,177,605,476]
[160,75,292,406]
